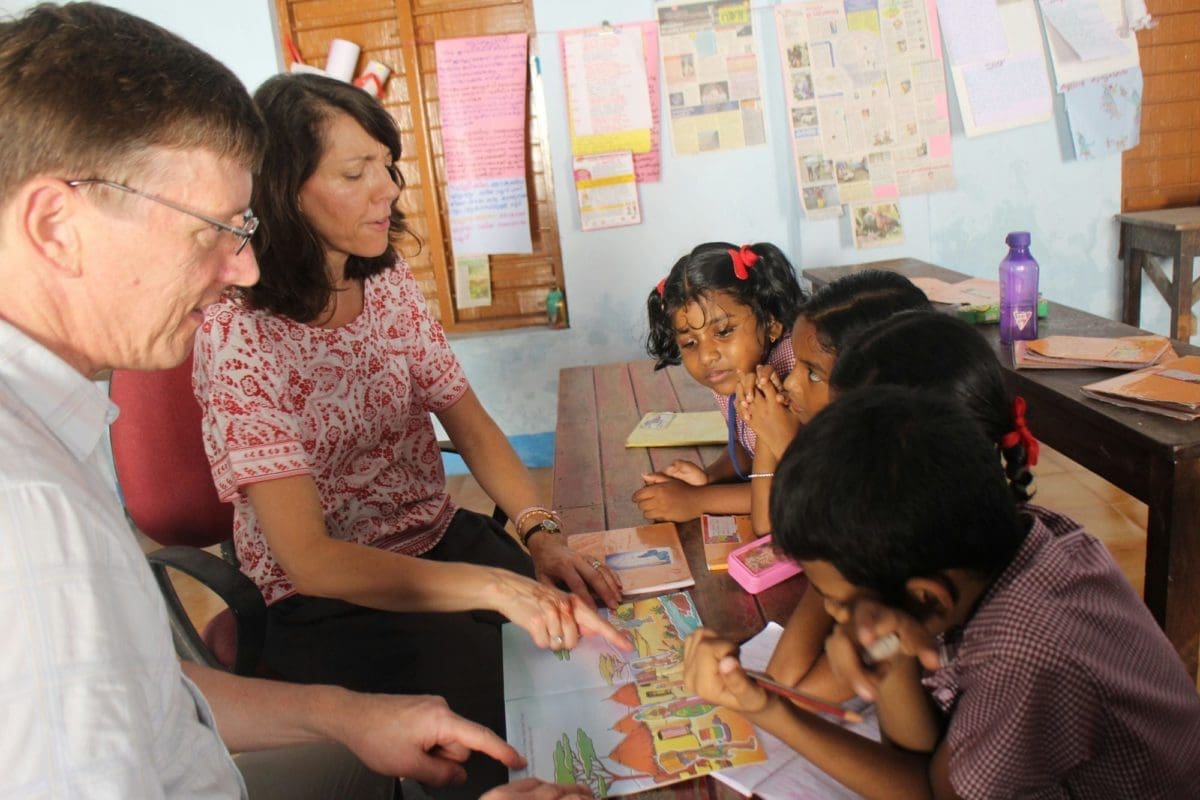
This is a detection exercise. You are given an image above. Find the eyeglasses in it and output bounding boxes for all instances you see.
[66,178,258,255]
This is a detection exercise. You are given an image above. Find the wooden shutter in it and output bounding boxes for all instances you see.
[275,0,566,332]
[1121,2,1200,212]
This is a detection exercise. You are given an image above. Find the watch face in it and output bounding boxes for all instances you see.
[542,519,560,533]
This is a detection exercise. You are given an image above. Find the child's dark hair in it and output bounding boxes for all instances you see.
[830,311,1034,503]
[800,270,931,356]
[770,386,1026,610]
[646,242,806,369]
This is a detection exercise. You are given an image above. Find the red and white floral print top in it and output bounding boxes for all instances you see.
[192,261,467,605]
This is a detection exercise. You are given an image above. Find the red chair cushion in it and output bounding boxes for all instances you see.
[202,609,240,670]
[110,353,233,548]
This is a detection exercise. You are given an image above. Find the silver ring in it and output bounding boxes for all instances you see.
[552,635,564,646]
[589,559,603,570]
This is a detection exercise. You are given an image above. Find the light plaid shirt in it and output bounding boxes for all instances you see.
[0,320,242,798]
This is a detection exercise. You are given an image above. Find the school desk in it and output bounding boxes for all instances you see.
[552,360,808,796]
[553,359,806,642]
[804,258,1200,686]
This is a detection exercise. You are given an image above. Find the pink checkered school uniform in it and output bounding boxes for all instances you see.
[923,506,1200,798]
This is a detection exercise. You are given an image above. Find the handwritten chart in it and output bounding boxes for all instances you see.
[436,34,532,255]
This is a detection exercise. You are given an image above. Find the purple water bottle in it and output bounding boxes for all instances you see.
[999,231,1039,344]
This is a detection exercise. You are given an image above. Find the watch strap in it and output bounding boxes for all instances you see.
[521,519,561,547]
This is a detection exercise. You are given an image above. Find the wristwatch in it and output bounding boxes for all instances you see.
[521,518,561,547]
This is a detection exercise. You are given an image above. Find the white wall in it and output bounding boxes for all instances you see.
[0,1,282,90]
[3,0,1157,436]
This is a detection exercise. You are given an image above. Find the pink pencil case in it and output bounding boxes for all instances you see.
[727,535,802,594]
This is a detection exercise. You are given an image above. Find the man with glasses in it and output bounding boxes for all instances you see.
[0,5,589,799]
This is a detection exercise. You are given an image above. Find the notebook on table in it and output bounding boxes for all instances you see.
[568,522,695,597]
[624,410,726,448]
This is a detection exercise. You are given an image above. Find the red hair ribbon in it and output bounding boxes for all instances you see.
[656,278,666,298]
[998,395,1039,466]
[728,245,760,280]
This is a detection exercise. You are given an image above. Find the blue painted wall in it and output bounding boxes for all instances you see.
[3,0,1158,441]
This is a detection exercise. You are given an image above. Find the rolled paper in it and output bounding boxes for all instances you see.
[289,63,326,77]
[324,38,361,83]
[353,60,392,99]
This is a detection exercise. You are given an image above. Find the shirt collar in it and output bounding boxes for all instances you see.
[924,511,1050,708]
[0,319,117,461]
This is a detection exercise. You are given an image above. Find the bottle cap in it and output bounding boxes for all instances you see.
[1005,231,1031,247]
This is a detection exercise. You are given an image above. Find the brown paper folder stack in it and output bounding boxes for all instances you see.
[1081,355,1200,421]
[1014,335,1174,370]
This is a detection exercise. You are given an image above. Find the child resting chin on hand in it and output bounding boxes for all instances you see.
[685,387,1200,800]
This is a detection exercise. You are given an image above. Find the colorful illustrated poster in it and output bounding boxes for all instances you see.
[1063,66,1142,160]
[851,201,905,248]
[573,151,642,231]
[452,254,492,309]
[561,26,653,156]
[776,0,955,221]
[504,592,766,796]
[436,34,533,255]
[657,1,767,155]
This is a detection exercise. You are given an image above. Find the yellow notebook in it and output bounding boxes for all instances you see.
[701,514,758,571]
[624,410,726,448]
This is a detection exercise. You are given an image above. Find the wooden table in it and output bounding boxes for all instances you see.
[1117,207,1200,341]
[804,258,1200,685]
[553,359,808,797]
[553,359,806,643]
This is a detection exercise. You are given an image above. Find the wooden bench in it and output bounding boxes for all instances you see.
[1117,207,1200,341]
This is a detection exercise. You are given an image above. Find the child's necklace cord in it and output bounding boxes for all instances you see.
[728,401,749,481]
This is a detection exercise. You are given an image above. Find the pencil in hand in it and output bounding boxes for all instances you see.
[744,669,864,723]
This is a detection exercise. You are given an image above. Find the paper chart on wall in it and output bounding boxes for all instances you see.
[561,26,653,157]
[574,151,642,231]
[657,0,767,155]
[1039,0,1140,91]
[503,592,766,796]
[452,254,492,309]
[951,0,1053,137]
[633,22,663,182]
[776,0,955,221]
[934,0,1008,66]
[1063,65,1142,160]
[436,34,533,256]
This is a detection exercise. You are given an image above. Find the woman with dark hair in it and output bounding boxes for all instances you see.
[192,74,626,798]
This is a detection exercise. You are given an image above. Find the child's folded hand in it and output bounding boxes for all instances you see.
[632,478,700,522]
[683,628,772,715]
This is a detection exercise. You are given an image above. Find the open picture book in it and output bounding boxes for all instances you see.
[503,592,767,796]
